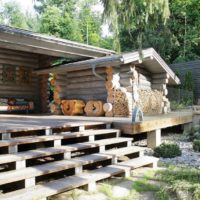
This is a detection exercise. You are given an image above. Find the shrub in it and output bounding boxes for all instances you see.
[193,140,200,152]
[153,143,182,158]
[185,127,200,141]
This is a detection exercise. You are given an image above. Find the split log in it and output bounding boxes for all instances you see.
[61,100,85,116]
[84,101,105,116]
[103,103,113,112]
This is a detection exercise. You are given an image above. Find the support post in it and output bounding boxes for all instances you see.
[9,145,18,153]
[25,177,36,188]
[45,128,52,135]
[79,126,85,132]
[99,145,105,152]
[89,135,95,142]
[16,160,26,169]
[64,152,71,159]
[87,181,97,192]
[75,166,83,175]
[183,123,192,133]
[147,129,161,149]
[2,133,11,140]
[54,139,61,147]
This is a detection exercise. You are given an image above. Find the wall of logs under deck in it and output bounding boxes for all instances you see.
[0,48,41,112]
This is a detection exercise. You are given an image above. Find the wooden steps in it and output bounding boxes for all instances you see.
[0,156,158,200]
[0,120,159,200]
[0,137,132,169]
[0,146,147,187]
[0,121,111,139]
[0,129,120,153]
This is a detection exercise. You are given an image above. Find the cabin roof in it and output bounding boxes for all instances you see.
[0,25,114,59]
[35,48,180,85]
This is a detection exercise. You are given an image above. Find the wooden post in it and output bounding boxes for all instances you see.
[147,129,161,148]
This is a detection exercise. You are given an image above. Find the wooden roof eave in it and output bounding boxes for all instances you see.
[0,25,115,59]
[35,48,180,85]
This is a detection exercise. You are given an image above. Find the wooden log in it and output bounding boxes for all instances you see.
[84,101,105,116]
[68,81,104,89]
[152,84,167,90]
[61,100,85,116]
[103,103,113,112]
[68,75,106,83]
[152,78,168,84]
[67,68,105,78]
[152,73,170,79]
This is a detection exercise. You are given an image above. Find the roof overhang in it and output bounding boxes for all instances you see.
[0,25,114,59]
[35,48,180,85]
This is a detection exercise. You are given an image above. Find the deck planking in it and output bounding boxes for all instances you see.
[0,111,193,134]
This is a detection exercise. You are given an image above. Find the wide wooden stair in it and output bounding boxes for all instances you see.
[0,121,158,200]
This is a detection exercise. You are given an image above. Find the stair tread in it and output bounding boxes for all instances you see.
[85,137,133,146]
[116,156,159,169]
[0,129,119,147]
[0,121,110,134]
[100,146,146,157]
[0,137,129,165]
[0,156,159,200]
[0,164,125,200]
[0,153,113,185]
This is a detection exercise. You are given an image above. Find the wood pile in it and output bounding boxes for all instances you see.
[105,66,133,117]
[152,73,170,114]
[61,100,85,116]
[84,100,105,116]
[49,73,64,114]
[39,74,49,113]
[138,90,163,114]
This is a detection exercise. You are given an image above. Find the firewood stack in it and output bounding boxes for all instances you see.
[39,74,49,113]
[152,73,170,114]
[49,74,62,114]
[138,90,163,114]
[105,66,133,117]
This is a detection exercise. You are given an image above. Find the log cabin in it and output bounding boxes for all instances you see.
[0,25,194,200]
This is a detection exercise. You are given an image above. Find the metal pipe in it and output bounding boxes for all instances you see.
[92,64,105,80]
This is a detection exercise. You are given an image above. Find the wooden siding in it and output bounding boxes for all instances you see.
[170,60,200,100]
[0,48,40,112]
[56,67,107,102]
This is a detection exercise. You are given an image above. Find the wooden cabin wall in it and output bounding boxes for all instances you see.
[0,48,40,112]
[56,67,107,101]
[120,64,152,91]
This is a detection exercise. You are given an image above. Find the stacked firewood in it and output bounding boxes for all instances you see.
[105,66,133,117]
[49,74,62,114]
[152,73,170,114]
[138,90,163,114]
[39,74,49,113]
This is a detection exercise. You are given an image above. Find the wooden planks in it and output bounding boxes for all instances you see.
[0,156,157,200]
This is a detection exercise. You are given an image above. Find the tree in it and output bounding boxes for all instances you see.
[101,0,170,51]
[35,0,83,42]
[0,1,28,29]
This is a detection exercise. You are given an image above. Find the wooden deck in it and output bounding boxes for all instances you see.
[0,110,193,134]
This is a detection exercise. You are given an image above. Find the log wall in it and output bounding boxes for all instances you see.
[0,48,40,112]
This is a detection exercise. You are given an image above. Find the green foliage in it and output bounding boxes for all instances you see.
[102,0,170,51]
[132,178,159,193]
[184,126,200,141]
[155,166,200,200]
[193,139,200,152]
[0,1,28,29]
[153,143,182,158]
[183,71,194,92]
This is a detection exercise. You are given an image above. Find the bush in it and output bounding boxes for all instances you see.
[185,127,200,141]
[153,143,182,158]
[193,140,200,152]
